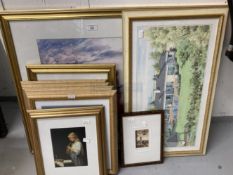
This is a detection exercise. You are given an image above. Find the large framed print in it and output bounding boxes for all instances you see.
[25,90,118,174]
[27,106,107,175]
[123,7,228,156]
[26,64,117,87]
[122,111,164,167]
[1,11,122,152]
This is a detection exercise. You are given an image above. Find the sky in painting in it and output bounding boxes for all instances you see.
[134,31,155,111]
[37,37,122,65]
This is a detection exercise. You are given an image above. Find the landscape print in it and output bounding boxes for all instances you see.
[133,24,211,147]
[37,37,122,65]
[37,37,123,86]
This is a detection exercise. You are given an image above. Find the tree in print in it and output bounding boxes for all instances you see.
[144,25,210,146]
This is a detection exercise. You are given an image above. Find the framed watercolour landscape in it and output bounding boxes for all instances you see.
[1,11,122,152]
[123,7,228,156]
[27,106,107,175]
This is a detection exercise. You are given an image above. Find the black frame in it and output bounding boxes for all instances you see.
[120,110,164,167]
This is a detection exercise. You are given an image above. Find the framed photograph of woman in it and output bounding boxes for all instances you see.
[123,6,228,156]
[27,106,107,175]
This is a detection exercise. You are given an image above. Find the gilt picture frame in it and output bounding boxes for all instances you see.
[27,106,107,175]
[26,64,117,87]
[21,80,109,88]
[123,7,228,156]
[24,90,118,174]
[0,10,122,153]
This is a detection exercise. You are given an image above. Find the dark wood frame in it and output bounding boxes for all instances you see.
[121,110,164,167]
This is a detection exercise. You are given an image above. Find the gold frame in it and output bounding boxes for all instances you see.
[0,11,120,153]
[26,64,117,87]
[21,79,107,83]
[21,80,110,87]
[22,86,114,92]
[27,106,107,175]
[25,90,118,174]
[123,7,228,156]
[21,80,113,92]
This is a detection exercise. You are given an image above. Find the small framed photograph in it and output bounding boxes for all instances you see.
[27,106,107,175]
[121,110,164,166]
[26,64,117,87]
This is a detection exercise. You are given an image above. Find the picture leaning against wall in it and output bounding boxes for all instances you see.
[123,8,228,155]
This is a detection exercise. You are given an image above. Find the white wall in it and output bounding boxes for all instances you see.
[0,0,232,116]
[212,17,233,116]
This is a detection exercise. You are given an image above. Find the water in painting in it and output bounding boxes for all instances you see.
[133,24,211,147]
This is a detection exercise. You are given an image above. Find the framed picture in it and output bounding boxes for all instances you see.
[1,10,122,152]
[26,64,117,87]
[22,85,113,92]
[25,90,118,174]
[121,110,164,166]
[21,80,109,87]
[27,106,107,175]
[123,7,228,156]
[22,79,107,83]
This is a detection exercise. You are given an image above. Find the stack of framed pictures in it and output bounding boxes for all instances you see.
[21,64,119,174]
[0,4,229,173]
[27,106,107,175]
[1,12,123,156]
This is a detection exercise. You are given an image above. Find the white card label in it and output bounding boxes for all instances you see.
[87,25,98,31]
[83,120,90,125]
[83,138,90,143]
[67,94,75,99]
